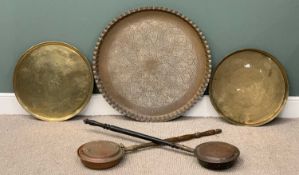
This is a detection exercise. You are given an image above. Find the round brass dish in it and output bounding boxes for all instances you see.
[209,49,288,126]
[93,7,211,121]
[13,42,93,121]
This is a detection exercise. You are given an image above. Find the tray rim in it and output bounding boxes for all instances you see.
[209,48,289,126]
[13,41,94,121]
[93,6,212,122]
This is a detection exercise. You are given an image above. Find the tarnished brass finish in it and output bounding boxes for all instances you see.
[210,49,288,126]
[93,7,211,122]
[13,42,93,121]
[195,141,240,170]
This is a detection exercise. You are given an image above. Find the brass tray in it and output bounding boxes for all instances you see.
[13,42,94,121]
[93,7,211,121]
[209,49,288,126]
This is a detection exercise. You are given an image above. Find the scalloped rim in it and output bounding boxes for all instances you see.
[92,6,212,122]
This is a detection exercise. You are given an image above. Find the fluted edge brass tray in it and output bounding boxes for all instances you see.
[209,49,288,126]
[93,7,211,122]
[13,42,94,121]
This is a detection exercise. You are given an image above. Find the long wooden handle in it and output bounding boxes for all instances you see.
[125,129,222,152]
[84,119,220,154]
[84,119,191,151]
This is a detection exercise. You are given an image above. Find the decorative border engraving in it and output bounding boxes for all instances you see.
[93,7,212,121]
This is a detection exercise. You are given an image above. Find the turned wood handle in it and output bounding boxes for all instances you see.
[125,129,222,152]
[84,119,221,154]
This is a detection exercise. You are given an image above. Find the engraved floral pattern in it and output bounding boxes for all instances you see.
[93,7,211,121]
[107,18,199,108]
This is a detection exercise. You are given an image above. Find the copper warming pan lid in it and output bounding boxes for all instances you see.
[13,42,94,121]
[209,49,288,126]
[93,7,211,121]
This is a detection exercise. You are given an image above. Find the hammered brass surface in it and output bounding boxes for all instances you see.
[94,8,211,121]
[210,49,288,126]
[13,42,93,121]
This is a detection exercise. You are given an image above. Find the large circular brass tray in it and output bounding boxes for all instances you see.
[13,42,94,121]
[93,7,211,121]
[209,49,288,126]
